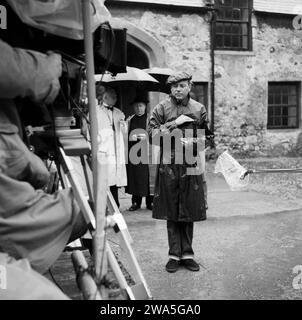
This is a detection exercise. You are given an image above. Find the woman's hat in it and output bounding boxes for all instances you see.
[131,97,149,105]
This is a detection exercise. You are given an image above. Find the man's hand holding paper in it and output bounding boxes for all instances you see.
[175,114,194,126]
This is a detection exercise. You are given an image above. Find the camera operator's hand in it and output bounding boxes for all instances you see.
[0,40,62,104]
[32,52,62,105]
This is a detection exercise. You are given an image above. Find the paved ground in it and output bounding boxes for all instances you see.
[114,171,302,300]
[120,209,302,300]
[51,163,302,300]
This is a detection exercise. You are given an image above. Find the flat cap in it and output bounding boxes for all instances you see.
[166,71,192,85]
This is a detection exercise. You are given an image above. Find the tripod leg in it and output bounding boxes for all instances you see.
[106,191,152,299]
[80,155,93,202]
[59,147,152,300]
[106,243,135,300]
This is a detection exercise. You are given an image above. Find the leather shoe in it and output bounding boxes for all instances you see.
[128,203,140,211]
[165,259,179,273]
[181,259,200,271]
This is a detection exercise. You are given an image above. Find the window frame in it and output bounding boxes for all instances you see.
[191,82,209,111]
[214,0,253,51]
[267,81,300,130]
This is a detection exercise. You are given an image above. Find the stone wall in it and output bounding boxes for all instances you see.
[214,14,302,157]
[108,4,302,157]
[109,5,211,80]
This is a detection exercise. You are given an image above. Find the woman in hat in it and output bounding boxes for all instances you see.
[126,98,154,211]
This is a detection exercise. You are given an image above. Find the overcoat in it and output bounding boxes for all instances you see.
[96,105,127,187]
[125,113,155,196]
[148,95,207,222]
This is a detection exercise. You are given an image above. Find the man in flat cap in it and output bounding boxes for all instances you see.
[148,71,209,273]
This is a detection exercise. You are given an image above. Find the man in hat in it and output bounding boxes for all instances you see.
[96,86,127,208]
[148,71,208,273]
[126,98,154,211]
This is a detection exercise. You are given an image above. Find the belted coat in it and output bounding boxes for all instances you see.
[148,95,207,222]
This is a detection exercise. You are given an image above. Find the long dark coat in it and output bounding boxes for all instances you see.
[126,113,154,196]
[148,95,207,222]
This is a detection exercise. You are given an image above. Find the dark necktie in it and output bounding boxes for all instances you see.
[105,106,115,130]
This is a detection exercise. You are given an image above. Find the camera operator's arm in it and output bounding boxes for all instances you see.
[0,39,62,104]
[0,125,50,189]
[0,39,62,188]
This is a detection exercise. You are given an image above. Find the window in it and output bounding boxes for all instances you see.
[214,0,252,51]
[267,82,300,129]
[190,82,208,110]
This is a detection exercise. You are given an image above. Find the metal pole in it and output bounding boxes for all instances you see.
[204,1,217,133]
[82,0,98,213]
[82,0,108,288]
[210,10,215,133]
[242,167,302,179]
[251,168,302,174]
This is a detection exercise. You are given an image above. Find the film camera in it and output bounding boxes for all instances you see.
[0,1,127,158]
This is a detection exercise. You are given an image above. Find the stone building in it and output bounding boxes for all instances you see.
[105,0,302,156]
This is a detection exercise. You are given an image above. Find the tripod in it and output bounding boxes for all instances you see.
[55,129,152,300]
[44,0,152,300]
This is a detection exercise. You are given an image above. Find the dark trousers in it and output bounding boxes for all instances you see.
[110,185,120,208]
[132,195,153,207]
[167,220,194,260]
